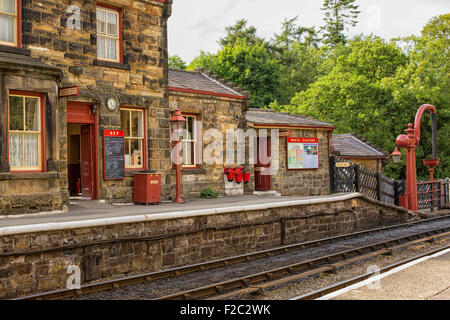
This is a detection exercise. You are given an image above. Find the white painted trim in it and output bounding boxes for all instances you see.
[0,193,362,236]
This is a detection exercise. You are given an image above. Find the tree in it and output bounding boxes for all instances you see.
[219,19,264,48]
[321,0,361,45]
[383,14,450,179]
[269,17,326,104]
[272,16,320,50]
[187,51,217,71]
[275,44,329,104]
[283,37,409,177]
[190,39,281,108]
[168,55,187,70]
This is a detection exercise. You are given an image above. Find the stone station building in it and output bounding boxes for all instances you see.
[0,0,336,215]
[0,0,173,215]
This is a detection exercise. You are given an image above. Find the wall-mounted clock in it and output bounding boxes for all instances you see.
[106,96,119,112]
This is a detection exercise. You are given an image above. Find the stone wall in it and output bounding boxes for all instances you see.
[168,91,252,198]
[0,0,174,210]
[0,61,66,214]
[0,195,412,298]
[271,129,331,196]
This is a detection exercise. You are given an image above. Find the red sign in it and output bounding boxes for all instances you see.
[287,137,318,144]
[104,130,124,137]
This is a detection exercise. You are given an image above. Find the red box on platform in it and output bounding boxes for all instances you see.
[133,173,161,205]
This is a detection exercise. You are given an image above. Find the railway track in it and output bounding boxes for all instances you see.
[15,215,450,300]
[156,226,450,300]
[291,244,450,300]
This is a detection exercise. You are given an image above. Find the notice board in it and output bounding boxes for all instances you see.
[103,129,125,180]
[287,137,319,170]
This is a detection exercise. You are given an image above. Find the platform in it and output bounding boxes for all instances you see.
[326,248,450,300]
[0,193,364,231]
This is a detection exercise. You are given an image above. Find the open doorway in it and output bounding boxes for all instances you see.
[67,102,98,200]
[68,124,81,196]
[255,136,271,191]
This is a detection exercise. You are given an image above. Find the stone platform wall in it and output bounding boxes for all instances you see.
[0,195,413,298]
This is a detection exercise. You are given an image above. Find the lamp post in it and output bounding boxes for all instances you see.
[389,147,402,164]
[170,109,186,204]
[395,104,438,212]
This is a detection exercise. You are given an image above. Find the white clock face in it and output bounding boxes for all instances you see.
[107,98,117,111]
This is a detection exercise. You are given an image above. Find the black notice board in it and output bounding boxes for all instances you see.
[103,130,125,180]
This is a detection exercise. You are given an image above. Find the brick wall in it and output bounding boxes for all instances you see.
[0,195,412,298]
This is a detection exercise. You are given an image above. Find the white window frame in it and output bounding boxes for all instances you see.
[96,6,120,63]
[121,108,145,169]
[8,93,43,171]
[0,0,18,46]
[181,115,198,168]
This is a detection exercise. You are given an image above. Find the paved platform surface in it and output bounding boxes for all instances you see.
[0,194,342,228]
[331,249,450,300]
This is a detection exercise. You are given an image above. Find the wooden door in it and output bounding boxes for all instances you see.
[255,137,271,191]
[81,124,93,198]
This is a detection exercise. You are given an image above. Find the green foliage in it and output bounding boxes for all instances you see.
[271,17,327,104]
[184,11,449,180]
[200,188,219,199]
[168,55,187,70]
[280,14,449,180]
[219,19,264,48]
[189,39,281,108]
[382,14,450,179]
[271,16,320,50]
[187,51,217,71]
[321,0,361,45]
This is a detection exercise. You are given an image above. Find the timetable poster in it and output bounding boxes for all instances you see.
[287,138,319,169]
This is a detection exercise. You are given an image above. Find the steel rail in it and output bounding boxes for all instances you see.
[14,215,450,300]
[292,244,450,300]
[156,227,450,300]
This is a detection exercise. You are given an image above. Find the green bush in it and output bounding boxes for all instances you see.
[200,188,219,199]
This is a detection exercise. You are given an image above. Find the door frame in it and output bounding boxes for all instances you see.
[255,136,271,191]
[67,101,99,200]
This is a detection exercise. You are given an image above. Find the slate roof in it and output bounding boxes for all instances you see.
[168,69,244,98]
[332,133,386,158]
[245,109,334,128]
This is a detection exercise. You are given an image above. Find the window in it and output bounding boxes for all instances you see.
[121,108,144,169]
[181,115,198,168]
[96,6,120,62]
[0,0,17,46]
[8,93,43,171]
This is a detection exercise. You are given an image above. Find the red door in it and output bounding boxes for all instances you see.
[255,137,271,191]
[81,124,93,198]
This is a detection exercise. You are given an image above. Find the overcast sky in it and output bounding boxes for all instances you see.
[168,0,450,63]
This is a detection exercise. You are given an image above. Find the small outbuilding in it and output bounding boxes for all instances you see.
[245,109,335,197]
[332,133,387,172]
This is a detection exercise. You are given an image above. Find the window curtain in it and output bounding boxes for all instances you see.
[0,14,14,43]
[24,133,39,167]
[106,37,116,60]
[9,133,22,167]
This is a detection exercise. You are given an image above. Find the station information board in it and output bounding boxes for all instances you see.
[103,130,125,180]
[287,137,319,170]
